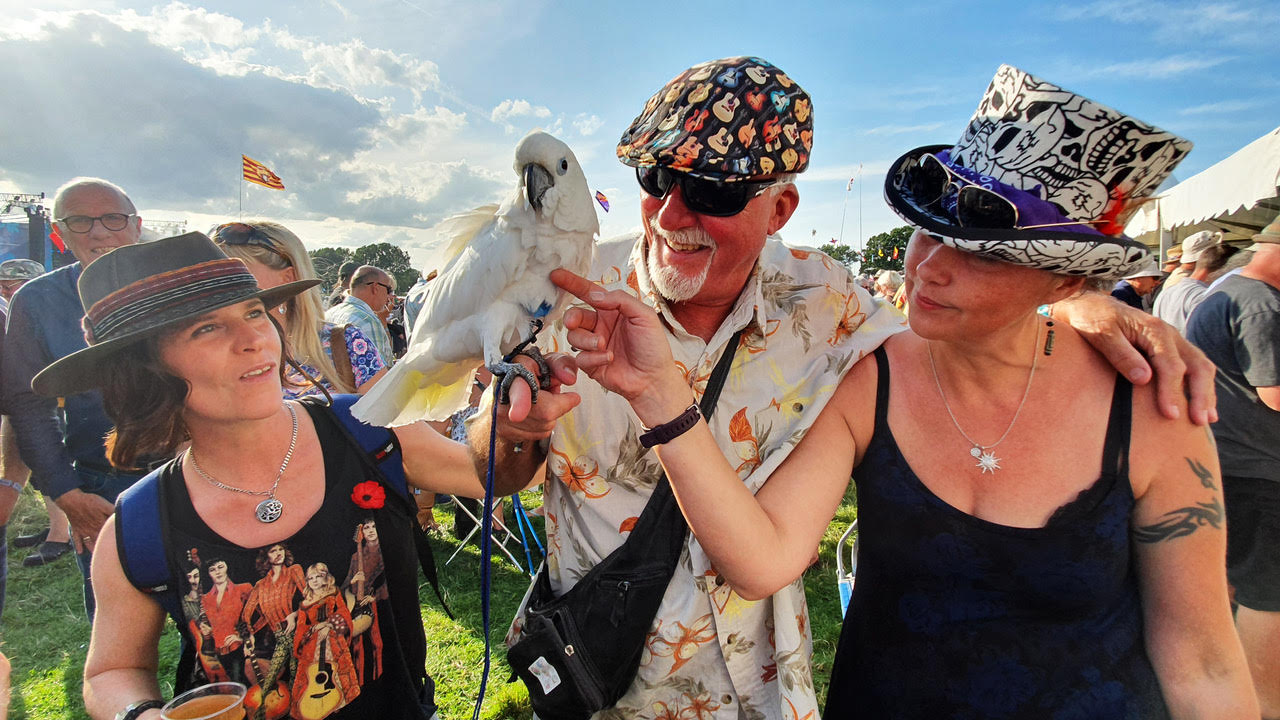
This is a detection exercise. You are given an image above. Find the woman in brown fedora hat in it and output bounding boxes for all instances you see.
[36,233,547,720]
[546,66,1256,718]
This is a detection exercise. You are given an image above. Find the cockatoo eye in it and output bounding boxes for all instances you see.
[558,158,569,175]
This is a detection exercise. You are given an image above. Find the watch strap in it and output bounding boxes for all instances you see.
[115,699,165,720]
[639,403,701,448]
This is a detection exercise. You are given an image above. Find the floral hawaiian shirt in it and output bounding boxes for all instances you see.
[507,233,905,720]
[284,323,386,400]
[326,295,395,367]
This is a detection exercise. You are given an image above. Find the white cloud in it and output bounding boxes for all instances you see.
[1089,54,1232,79]
[863,122,944,136]
[281,35,442,101]
[572,113,604,136]
[1055,0,1278,44]
[1177,99,1264,115]
[490,98,552,132]
[801,162,892,184]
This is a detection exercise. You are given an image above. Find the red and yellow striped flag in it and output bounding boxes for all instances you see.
[242,155,285,190]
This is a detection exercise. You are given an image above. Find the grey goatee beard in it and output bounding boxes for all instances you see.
[645,217,717,303]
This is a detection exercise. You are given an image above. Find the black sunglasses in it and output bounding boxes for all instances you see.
[899,154,1022,229]
[365,281,394,294]
[210,222,292,263]
[635,167,782,217]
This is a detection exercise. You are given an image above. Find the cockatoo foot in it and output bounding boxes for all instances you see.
[508,346,552,390]
[488,360,540,406]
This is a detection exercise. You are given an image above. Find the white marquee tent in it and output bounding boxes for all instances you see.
[1125,125,1280,257]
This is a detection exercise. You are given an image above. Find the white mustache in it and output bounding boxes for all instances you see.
[648,218,716,251]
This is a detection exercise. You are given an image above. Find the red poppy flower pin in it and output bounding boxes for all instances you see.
[351,481,386,509]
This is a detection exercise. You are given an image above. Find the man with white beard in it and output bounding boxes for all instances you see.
[480,57,1219,720]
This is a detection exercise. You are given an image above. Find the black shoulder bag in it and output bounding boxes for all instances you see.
[507,330,742,719]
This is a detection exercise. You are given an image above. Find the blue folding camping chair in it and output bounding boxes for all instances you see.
[836,520,858,617]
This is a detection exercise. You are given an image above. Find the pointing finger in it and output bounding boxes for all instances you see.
[551,268,602,301]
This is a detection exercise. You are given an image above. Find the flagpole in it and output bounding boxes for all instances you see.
[857,162,863,253]
[838,189,849,246]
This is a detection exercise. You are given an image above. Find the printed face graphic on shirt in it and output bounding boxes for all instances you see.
[176,515,391,719]
[208,561,229,584]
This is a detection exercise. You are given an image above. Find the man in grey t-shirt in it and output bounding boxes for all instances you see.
[1154,240,1236,335]
[1186,214,1280,716]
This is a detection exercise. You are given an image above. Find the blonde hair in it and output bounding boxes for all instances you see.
[216,220,356,393]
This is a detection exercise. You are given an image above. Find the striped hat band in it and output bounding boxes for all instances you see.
[86,258,256,344]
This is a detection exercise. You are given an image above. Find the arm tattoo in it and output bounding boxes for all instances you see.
[1134,456,1224,544]
[1185,457,1216,490]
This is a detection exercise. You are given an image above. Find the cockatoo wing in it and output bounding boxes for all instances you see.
[432,203,501,270]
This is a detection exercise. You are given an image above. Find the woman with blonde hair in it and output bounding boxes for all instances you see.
[212,220,386,398]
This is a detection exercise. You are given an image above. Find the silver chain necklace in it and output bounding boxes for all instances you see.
[189,403,298,522]
[927,323,1040,474]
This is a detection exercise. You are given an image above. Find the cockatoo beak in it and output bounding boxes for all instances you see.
[523,163,554,212]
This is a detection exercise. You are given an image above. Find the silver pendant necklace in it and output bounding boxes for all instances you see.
[189,403,298,523]
[927,323,1040,474]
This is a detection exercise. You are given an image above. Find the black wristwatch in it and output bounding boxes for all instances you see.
[115,699,165,720]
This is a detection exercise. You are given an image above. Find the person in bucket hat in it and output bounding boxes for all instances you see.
[489,58,1223,720]
[1164,230,1222,290]
[59,233,545,720]
[1111,258,1165,310]
[530,63,1255,718]
[0,258,45,293]
[1187,209,1280,715]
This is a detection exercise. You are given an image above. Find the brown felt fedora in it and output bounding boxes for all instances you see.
[33,232,318,397]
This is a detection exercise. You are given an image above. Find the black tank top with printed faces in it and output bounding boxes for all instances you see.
[160,400,433,720]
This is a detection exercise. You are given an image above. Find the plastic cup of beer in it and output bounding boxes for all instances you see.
[160,682,247,720]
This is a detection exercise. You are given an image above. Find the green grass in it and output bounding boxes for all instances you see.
[3,484,857,719]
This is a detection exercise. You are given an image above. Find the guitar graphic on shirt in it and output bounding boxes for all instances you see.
[299,635,341,719]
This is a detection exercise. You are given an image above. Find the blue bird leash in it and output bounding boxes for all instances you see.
[473,318,549,719]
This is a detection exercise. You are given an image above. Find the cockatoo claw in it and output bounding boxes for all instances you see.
[509,346,552,390]
[489,360,540,406]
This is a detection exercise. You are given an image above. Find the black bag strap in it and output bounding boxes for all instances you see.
[694,328,743,422]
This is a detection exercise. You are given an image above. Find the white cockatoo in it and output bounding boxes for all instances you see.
[351,130,598,426]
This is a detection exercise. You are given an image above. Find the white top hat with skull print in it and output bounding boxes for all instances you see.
[884,65,1192,277]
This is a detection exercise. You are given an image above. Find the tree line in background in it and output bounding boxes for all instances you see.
[820,225,911,274]
[310,243,421,294]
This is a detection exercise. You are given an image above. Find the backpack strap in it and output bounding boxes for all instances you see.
[329,324,358,391]
[314,395,454,619]
[115,462,184,622]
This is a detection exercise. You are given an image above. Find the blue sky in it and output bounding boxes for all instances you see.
[1,0,1276,270]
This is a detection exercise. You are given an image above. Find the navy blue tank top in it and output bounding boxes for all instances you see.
[825,347,1169,719]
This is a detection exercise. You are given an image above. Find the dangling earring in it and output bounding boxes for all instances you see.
[1043,320,1056,356]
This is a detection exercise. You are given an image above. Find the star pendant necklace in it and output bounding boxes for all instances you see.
[927,322,1040,475]
[189,403,298,523]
